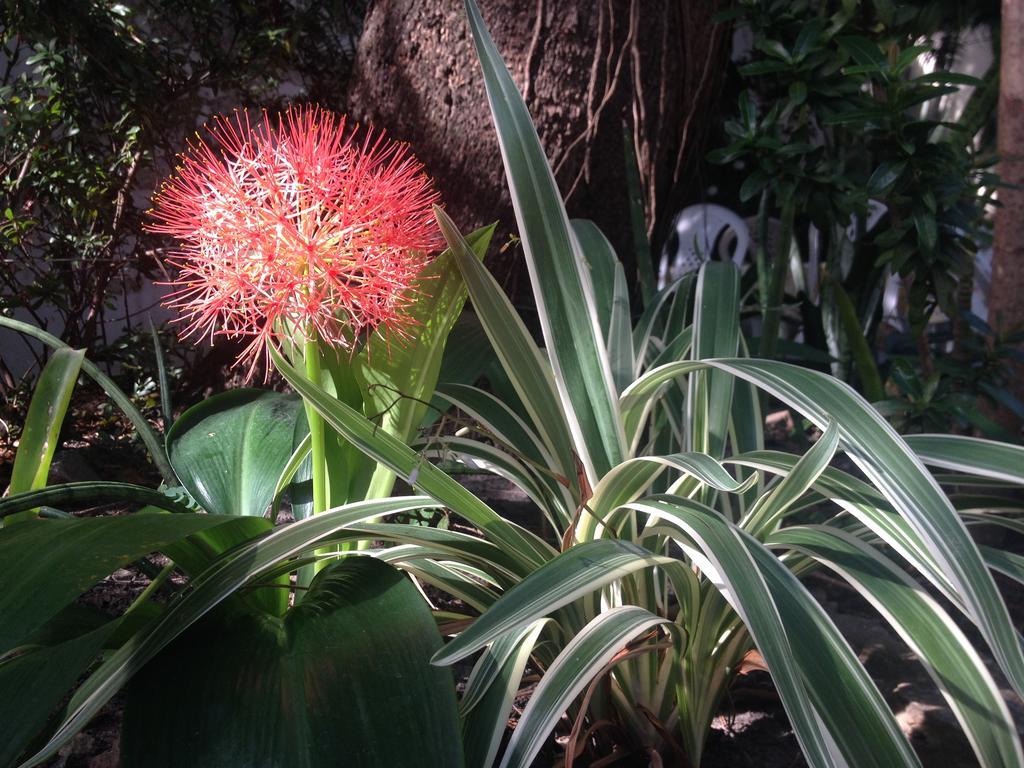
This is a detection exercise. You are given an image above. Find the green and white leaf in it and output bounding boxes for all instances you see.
[464,0,626,484]
[499,607,674,768]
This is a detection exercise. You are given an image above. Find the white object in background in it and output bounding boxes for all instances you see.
[658,204,750,288]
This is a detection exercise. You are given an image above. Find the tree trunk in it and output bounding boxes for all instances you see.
[991,0,1024,434]
[346,0,730,313]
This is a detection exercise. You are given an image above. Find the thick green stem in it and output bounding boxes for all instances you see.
[303,335,328,518]
[759,196,796,359]
[124,561,176,616]
[301,333,335,584]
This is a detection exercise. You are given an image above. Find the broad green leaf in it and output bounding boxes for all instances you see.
[0,317,174,483]
[8,347,84,505]
[167,389,304,517]
[773,526,1023,768]
[500,607,675,768]
[121,557,463,768]
[0,514,237,653]
[0,621,118,767]
[912,72,985,87]
[271,343,552,570]
[866,161,906,195]
[464,0,626,484]
[905,434,1024,486]
[838,35,888,70]
[432,539,674,665]
[18,497,445,766]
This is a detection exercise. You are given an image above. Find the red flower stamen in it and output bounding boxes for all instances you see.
[148,105,443,372]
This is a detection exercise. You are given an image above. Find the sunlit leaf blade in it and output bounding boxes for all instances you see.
[432,539,674,665]
[608,264,635,393]
[573,219,617,338]
[352,523,525,584]
[726,451,954,604]
[904,434,1024,486]
[271,342,552,570]
[625,499,834,767]
[0,317,174,483]
[166,389,303,517]
[8,347,84,505]
[272,432,312,522]
[738,538,920,768]
[355,224,494,496]
[121,557,463,768]
[773,526,1023,768]
[632,277,692,376]
[571,220,635,393]
[462,619,549,768]
[434,382,572,513]
[745,420,840,534]
[149,319,175,431]
[980,546,1024,588]
[394,556,500,613]
[623,358,1024,697]
[434,208,577,493]
[500,607,674,768]
[418,435,555,515]
[584,452,756,541]
[464,0,626,484]
[689,263,739,457]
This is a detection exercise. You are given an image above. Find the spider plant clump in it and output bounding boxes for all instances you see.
[276,2,1024,765]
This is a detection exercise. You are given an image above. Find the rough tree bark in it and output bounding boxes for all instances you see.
[991,0,1024,433]
[346,0,730,312]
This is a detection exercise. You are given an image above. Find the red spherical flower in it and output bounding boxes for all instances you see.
[148,105,443,370]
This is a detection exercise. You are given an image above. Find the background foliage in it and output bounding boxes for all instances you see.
[0,0,364,383]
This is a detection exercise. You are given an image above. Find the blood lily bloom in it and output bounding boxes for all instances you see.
[148,105,443,369]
